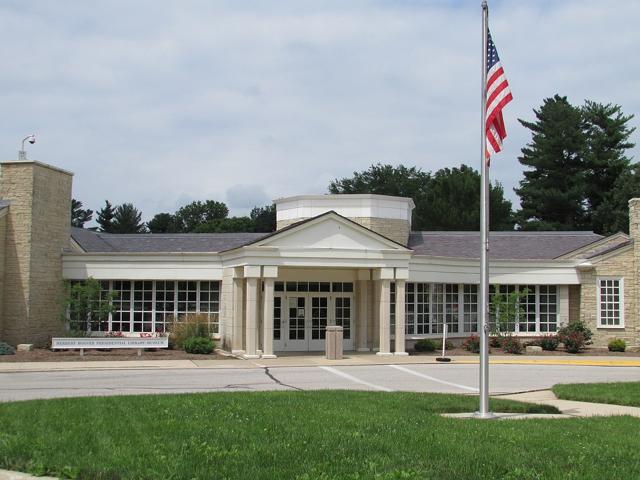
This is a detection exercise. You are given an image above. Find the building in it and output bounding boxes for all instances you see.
[0,159,638,354]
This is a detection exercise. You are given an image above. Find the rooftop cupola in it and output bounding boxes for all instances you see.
[274,194,415,246]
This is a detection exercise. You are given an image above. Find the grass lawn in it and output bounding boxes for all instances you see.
[0,391,639,480]
[553,381,640,407]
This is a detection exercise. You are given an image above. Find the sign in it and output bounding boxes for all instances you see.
[51,337,169,349]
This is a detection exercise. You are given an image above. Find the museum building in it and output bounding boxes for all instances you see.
[0,159,638,355]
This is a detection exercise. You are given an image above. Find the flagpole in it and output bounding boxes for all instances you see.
[477,0,493,419]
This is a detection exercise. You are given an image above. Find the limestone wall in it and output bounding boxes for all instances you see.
[0,161,72,346]
[219,267,235,349]
[578,247,637,347]
[0,214,6,337]
[568,284,581,323]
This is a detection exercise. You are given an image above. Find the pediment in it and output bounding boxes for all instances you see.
[255,213,407,251]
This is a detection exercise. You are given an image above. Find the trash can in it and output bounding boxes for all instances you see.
[325,325,344,360]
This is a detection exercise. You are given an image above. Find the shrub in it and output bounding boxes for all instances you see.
[414,339,437,352]
[563,331,586,354]
[463,335,480,354]
[183,336,215,354]
[502,336,523,354]
[168,313,214,349]
[558,320,593,344]
[0,342,16,355]
[443,340,454,351]
[608,339,626,352]
[489,336,504,348]
[539,335,559,351]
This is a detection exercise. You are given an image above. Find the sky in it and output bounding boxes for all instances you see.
[1,0,639,223]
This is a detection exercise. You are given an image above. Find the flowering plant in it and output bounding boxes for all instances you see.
[105,331,125,337]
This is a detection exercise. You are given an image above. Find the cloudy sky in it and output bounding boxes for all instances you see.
[2,0,639,223]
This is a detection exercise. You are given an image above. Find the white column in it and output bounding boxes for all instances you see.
[394,280,408,355]
[262,277,277,359]
[356,273,370,352]
[231,271,245,355]
[377,279,392,356]
[244,277,260,359]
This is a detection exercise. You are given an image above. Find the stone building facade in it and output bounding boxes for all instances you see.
[0,158,638,352]
[0,160,72,346]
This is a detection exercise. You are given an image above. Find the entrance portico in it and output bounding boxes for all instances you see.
[220,211,413,358]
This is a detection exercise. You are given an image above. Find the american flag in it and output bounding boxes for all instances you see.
[485,30,512,160]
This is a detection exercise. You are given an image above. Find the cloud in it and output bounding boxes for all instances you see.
[1,0,638,223]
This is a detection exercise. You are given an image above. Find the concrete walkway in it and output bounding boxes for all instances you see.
[498,389,640,417]
[1,354,639,373]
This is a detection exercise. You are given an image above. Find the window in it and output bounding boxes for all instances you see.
[539,286,557,332]
[106,280,221,334]
[404,282,560,336]
[598,278,623,327]
[463,284,478,333]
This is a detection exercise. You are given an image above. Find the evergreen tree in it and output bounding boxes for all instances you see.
[112,203,146,233]
[250,204,276,232]
[148,213,179,233]
[582,101,636,234]
[194,216,255,233]
[96,200,116,233]
[515,95,588,230]
[71,199,93,228]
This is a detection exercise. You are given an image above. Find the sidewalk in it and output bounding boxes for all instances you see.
[498,389,640,418]
[1,354,639,373]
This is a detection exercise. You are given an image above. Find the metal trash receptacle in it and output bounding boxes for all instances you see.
[325,325,344,359]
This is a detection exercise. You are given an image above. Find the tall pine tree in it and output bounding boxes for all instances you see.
[515,95,588,230]
[582,101,636,234]
[96,200,116,233]
[112,203,146,233]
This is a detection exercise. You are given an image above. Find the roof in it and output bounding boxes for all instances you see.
[407,231,604,260]
[0,200,9,209]
[71,227,268,253]
[71,223,607,260]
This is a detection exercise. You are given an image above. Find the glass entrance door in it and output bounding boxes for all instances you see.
[309,296,329,350]
[286,296,307,351]
[334,296,354,351]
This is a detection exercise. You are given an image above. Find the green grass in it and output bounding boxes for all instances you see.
[0,391,638,479]
[553,381,640,407]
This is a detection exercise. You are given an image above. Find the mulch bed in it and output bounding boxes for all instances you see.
[0,348,234,362]
[411,346,640,357]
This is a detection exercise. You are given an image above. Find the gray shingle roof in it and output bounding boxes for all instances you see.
[0,199,10,209]
[71,227,268,253]
[407,231,604,260]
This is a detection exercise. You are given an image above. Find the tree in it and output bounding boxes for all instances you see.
[96,200,116,233]
[63,278,116,334]
[582,101,636,234]
[515,95,588,230]
[71,199,93,228]
[148,213,179,233]
[174,200,229,232]
[112,203,146,233]
[421,165,514,230]
[194,216,255,233]
[592,168,640,234]
[328,163,514,230]
[250,204,276,232]
[329,164,431,229]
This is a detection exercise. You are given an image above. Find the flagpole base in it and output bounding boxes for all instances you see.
[472,411,497,420]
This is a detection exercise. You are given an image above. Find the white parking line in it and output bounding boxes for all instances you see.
[388,365,479,393]
[319,366,394,392]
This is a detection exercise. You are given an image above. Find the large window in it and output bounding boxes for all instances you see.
[401,283,560,336]
[597,278,623,328]
[77,280,221,334]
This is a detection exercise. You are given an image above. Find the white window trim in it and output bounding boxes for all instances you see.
[596,276,625,329]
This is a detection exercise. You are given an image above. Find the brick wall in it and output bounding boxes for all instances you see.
[0,161,72,346]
